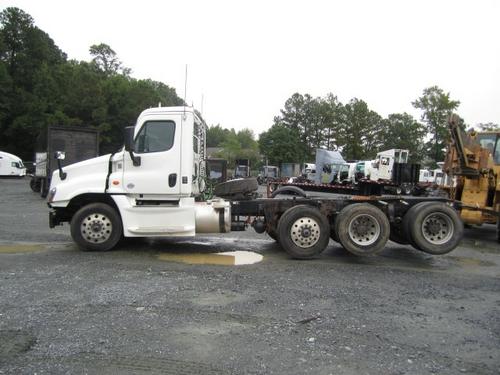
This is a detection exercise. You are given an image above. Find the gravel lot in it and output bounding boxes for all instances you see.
[0,178,499,374]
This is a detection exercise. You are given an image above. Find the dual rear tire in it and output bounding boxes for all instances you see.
[334,204,390,256]
[403,202,463,255]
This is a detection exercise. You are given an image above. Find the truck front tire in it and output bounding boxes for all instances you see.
[30,178,41,193]
[277,205,330,259]
[335,203,390,256]
[70,203,122,251]
[40,178,49,198]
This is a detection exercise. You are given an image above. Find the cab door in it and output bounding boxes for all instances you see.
[123,116,182,195]
[378,156,392,180]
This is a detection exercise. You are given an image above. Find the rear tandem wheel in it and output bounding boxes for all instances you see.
[334,203,390,256]
[277,205,330,259]
[403,202,463,255]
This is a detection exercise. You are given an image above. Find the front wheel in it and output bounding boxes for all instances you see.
[30,178,41,193]
[335,203,390,256]
[70,203,123,251]
[40,178,49,198]
[277,205,330,259]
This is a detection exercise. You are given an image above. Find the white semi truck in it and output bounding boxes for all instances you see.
[0,151,26,177]
[48,106,464,259]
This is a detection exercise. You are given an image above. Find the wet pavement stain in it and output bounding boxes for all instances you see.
[0,244,45,254]
[0,330,37,361]
[448,256,496,267]
[157,251,263,266]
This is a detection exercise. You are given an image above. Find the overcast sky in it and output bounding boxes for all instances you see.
[3,0,500,134]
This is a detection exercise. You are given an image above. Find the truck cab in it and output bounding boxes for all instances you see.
[48,107,230,250]
[0,151,26,177]
[370,149,409,181]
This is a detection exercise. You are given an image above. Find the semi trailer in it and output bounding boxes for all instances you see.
[47,106,464,259]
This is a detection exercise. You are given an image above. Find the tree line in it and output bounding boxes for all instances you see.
[208,87,471,168]
[0,7,183,160]
[259,89,461,167]
[1,7,498,167]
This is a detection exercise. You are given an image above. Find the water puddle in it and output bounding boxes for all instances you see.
[0,244,45,254]
[157,251,263,266]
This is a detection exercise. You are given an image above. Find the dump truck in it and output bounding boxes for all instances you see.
[31,126,99,198]
[47,106,464,259]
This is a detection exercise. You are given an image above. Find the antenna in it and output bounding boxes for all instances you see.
[183,64,188,117]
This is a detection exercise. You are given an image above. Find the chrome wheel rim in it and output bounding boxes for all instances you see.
[81,213,113,243]
[290,217,320,248]
[348,214,381,246]
[421,212,453,244]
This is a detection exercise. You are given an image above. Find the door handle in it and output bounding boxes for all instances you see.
[168,173,177,187]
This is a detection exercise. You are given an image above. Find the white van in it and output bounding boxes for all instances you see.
[0,151,26,177]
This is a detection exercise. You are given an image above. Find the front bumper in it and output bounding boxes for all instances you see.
[49,210,60,228]
[49,207,72,228]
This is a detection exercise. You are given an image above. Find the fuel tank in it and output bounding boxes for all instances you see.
[195,199,231,233]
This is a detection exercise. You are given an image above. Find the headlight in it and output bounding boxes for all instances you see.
[47,187,57,203]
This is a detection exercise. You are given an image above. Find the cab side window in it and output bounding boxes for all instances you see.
[135,121,175,153]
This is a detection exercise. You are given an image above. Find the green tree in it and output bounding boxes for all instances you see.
[236,128,258,150]
[321,94,344,151]
[0,7,66,159]
[380,113,427,162]
[340,98,383,160]
[206,124,230,147]
[0,8,184,159]
[218,132,241,165]
[412,86,460,164]
[275,93,312,161]
[89,43,130,76]
[259,123,303,166]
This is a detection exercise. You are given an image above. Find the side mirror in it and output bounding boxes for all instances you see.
[124,126,141,167]
[54,151,67,180]
[55,151,66,160]
[124,126,135,152]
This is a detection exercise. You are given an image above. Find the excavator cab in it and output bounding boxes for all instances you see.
[476,132,500,165]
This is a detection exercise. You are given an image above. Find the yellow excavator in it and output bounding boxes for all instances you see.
[443,114,500,242]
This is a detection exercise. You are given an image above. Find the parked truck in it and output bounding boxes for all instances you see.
[257,165,279,185]
[206,158,228,185]
[31,126,99,198]
[0,151,26,177]
[47,106,464,259]
[234,159,250,178]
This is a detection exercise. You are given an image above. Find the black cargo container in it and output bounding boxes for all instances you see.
[31,126,99,197]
